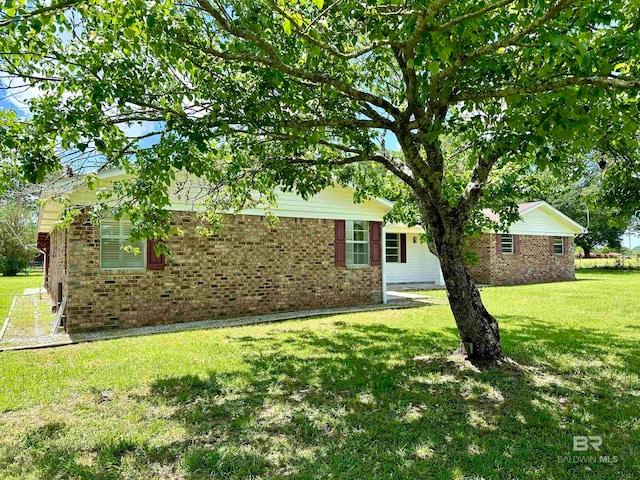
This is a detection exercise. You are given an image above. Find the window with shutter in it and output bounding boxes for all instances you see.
[100,220,145,270]
[554,236,565,254]
[385,233,400,263]
[501,234,515,254]
[346,220,370,266]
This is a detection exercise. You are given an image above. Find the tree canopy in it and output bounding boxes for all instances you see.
[2,0,639,360]
[531,165,630,257]
[0,201,37,276]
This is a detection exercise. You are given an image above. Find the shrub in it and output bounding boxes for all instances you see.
[0,253,30,276]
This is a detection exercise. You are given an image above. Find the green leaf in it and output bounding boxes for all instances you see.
[283,18,292,35]
[312,0,324,9]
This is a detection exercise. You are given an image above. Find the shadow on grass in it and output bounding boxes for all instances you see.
[4,320,639,479]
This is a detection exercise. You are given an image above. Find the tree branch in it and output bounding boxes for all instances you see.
[451,75,640,102]
[428,0,516,32]
[264,0,398,60]
[437,0,577,82]
[0,0,82,27]
[194,0,401,117]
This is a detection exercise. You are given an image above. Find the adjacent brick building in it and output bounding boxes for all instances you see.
[466,233,575,285]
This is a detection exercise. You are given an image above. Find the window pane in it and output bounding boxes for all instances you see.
[345,221,370,266]
[353,242,367,254]
[101,239,122,269]
[100,220,121,237]
[346,243,354,265]
[501,235,514,254]
[100,220,145,269]
[554,237,564,254]
[121,249,145,268]
[385,233,400,263]
[386,233,398,247]
[355,252,368,265]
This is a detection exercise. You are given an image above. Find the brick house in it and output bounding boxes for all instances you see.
[465,202,586,285]
[36,171,585,332]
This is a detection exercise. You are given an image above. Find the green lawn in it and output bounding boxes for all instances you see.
[1,271,639,479]
[0,272,43,320]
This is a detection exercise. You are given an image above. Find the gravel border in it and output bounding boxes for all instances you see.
[0,298,443,352]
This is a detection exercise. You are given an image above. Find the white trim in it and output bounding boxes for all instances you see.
[381,224,387,304]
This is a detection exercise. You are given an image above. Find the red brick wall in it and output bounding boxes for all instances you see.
[63,212,382,332]
[465,235,492,284]
[489,234,575,285]
[466,233,575,285]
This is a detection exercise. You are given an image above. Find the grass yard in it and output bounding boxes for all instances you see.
[1,271,639,479]
[0,272,43,319]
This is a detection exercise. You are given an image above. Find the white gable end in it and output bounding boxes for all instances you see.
[504,205,585,236]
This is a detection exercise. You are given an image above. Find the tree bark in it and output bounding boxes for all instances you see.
[431,223,503,361]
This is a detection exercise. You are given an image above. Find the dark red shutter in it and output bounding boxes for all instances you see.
[514,235,520,254]
[147,240,165,270]
[549,236,555,254]
[400,233,407,263]
[335,220,346,266]
[496,234,502,254]
[369,221,382,265]
[563,236,569,255]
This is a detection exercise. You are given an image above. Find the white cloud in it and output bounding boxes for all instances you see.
[1,77,44,113]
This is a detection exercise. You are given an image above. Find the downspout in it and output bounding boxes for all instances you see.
[586,206,590,231]
[381,224,387,304]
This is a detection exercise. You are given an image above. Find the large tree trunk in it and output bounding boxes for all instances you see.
[432,227,502,361]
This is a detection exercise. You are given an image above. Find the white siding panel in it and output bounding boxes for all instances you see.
[240,186,389,220]
[506,207,583,236]
[386,233,442,284]
[170,186,389,221]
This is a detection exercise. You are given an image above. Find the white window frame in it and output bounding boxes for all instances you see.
[385,233,400,263]
[346,220,370,266]
[100,219,146,270]
[501,234,514,254]
[554,236,565,254]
